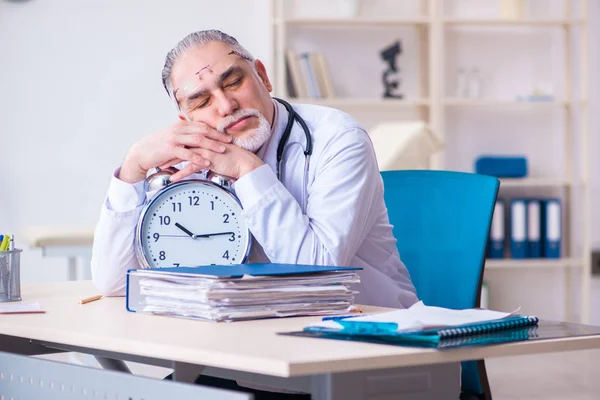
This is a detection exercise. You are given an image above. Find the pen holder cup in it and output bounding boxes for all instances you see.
[0,249,22,302]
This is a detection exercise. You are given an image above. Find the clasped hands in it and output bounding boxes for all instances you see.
[119,120,264,184]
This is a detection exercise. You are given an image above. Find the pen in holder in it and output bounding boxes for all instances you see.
[0,249,22,302]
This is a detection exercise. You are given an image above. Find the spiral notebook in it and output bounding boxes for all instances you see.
[303,315,538,346]
[283,322,540,349]
[282,319,600,350]
[281,301,540,348]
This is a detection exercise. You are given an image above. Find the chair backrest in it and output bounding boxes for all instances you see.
[0,351,252,400]
[381,170,499,397]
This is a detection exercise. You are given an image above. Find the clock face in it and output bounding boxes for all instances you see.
[136,180,250,269]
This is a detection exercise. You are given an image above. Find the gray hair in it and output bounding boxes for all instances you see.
[161,29,255,97]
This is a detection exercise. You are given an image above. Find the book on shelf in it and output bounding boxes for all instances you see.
[542,198,561,258]
[487,199,505,259]
[285,49,335,99]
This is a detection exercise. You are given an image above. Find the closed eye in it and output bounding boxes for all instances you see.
[193,97,210,110]
[224,77,242,88]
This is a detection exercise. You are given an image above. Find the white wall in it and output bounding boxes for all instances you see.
[0,0,272,283]
[588,2,600,250]
[1,0,598,322]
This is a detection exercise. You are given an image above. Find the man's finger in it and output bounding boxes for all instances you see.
[170,162,202,182]
[172,121,232,143]
[177,134,227,154]
[158,158,183,169]
[186,122,232,143]
[174,147,210,169]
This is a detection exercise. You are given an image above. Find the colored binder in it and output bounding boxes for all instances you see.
[543,199,562,258]
[510,199,527,259]
[300,315,539,349]
[488,199,505,259]
[130,263,362,279]
[527,199,542,258]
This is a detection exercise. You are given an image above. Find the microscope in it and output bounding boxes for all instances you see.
[380,40,403,99]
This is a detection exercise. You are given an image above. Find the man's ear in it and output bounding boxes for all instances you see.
[254,59,273,92]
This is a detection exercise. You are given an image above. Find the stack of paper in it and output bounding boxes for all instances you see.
[126,264,362,322]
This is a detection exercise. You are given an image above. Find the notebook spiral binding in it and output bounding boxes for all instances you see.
[437,326,539,349]
[437,316,540,339]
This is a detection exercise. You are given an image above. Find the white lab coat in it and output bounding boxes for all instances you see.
[91,99,419,309]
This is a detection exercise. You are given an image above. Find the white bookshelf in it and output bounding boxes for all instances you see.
[499,178,585,187]
[485,258,583,269]
[279,17,431,26]
[290,97,430,108]
[443,18,583,25]
[271,0,591,323]
[443,98,572,107]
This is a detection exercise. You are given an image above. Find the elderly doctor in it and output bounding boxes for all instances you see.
[91,30,418,311]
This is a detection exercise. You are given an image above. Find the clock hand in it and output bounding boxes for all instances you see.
[159,234,190,238]
[194,231,235,238]
[174,222,195,238]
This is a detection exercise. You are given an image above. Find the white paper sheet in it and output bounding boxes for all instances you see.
[0,302,45,314]
[308,301,521,332]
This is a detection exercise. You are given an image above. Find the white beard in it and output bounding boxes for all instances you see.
[217,108,271,152]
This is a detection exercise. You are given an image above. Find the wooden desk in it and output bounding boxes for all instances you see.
[2,281,600,400]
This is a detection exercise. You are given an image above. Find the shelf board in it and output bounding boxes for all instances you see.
[444,18,583,26]
[444,98,569,107]
[287,98,429,107]
[278,17,430,27]
[486,258,582,269]
[499,178,583,188]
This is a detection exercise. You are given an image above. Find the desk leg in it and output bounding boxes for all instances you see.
[311,362,460,400]
[95,356,132,373]
[172,361,205,383]
[67,256,78,281]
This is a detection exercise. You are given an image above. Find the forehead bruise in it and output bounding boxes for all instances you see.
[171,42,230,88]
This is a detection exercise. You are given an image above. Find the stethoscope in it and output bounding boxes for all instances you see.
[273,97,313,213]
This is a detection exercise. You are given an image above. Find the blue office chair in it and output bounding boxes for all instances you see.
[381,170,499,400]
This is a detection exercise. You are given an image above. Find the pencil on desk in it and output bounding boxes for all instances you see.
[78,295,102,305]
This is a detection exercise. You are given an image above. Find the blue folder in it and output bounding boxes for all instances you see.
[542,199,561,258]
[527,199,542,258]
[510,199,527,259]
[298,315,539,349]
[132,263,363,279]
[488,199,506,259]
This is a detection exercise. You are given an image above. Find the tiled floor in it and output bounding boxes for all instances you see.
[486,349,600,399]
[484,275,600,399]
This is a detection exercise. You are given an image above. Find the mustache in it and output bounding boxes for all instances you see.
[217,109,262,133]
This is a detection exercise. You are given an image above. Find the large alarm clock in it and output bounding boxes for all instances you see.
[134,167,252,269]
